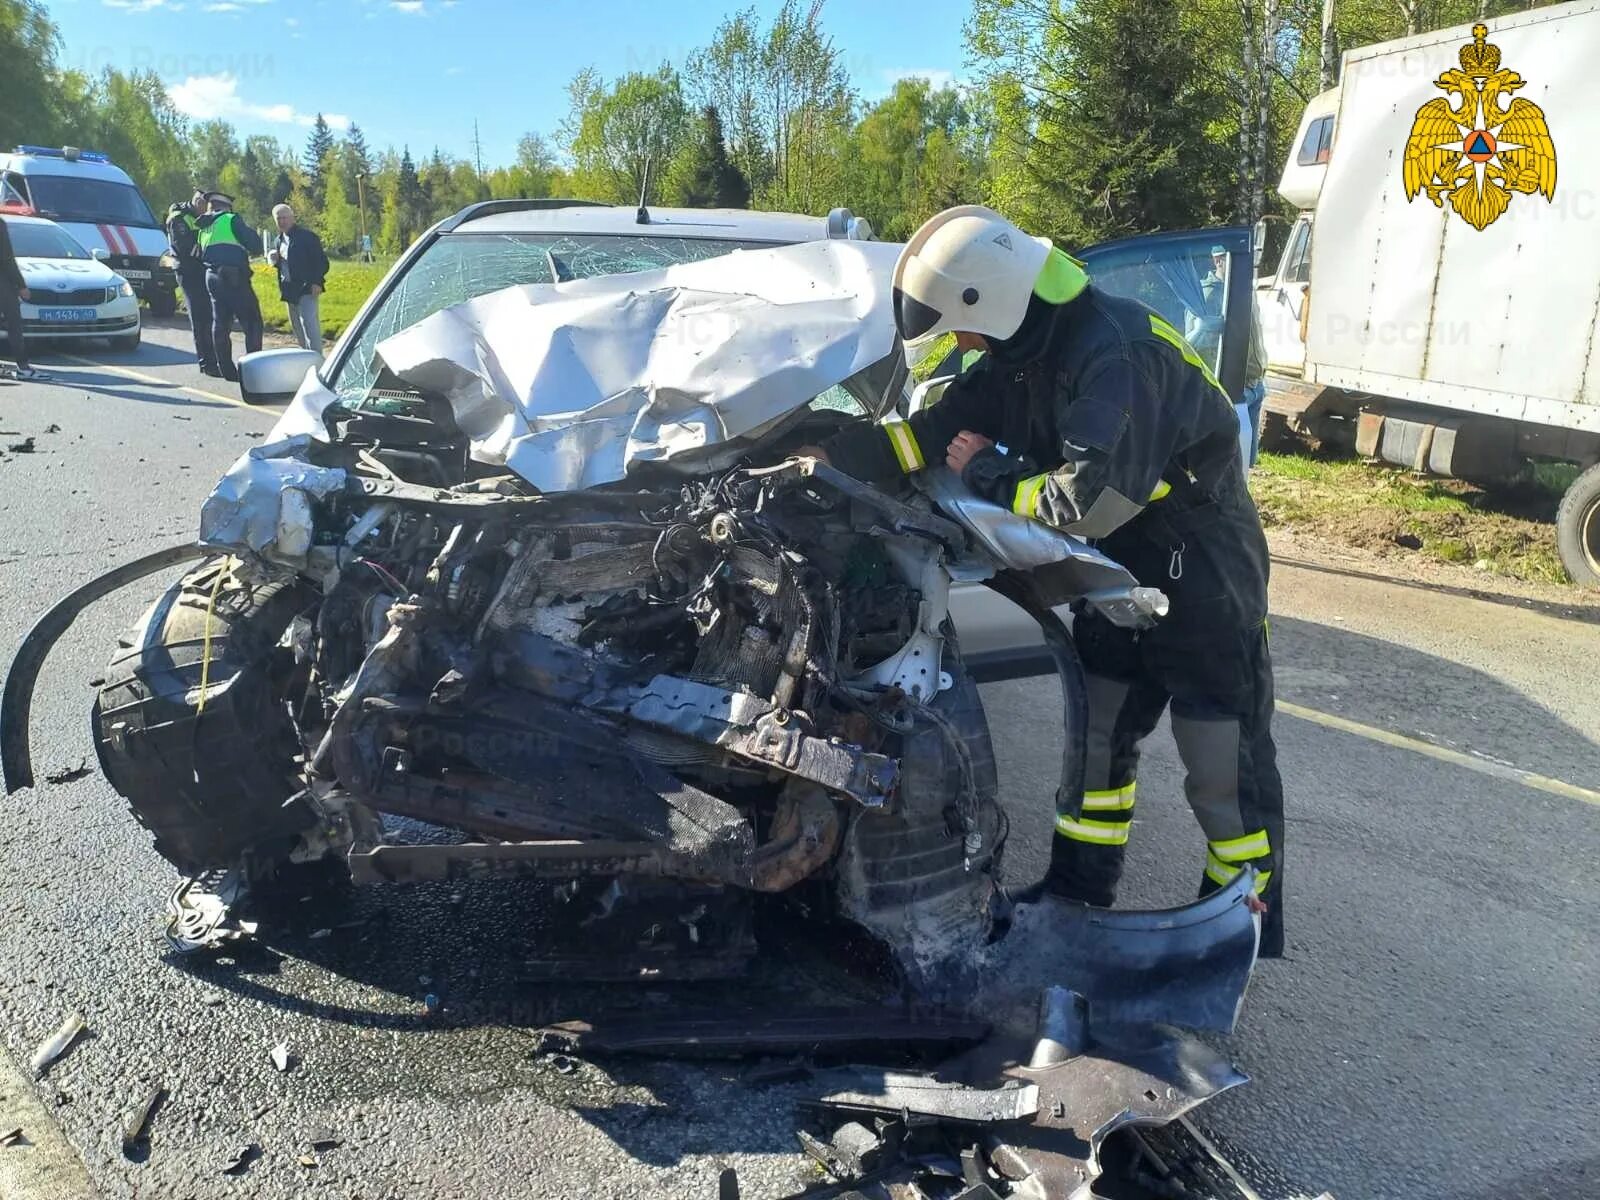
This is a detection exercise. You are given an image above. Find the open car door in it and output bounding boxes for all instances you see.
[954,226,1258,679]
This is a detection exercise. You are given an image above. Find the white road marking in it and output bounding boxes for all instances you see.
[60,354,283,414]
[1278,699,1600,809]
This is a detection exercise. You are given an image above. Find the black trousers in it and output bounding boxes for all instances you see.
[1050,611,1286,957]
[205,265,262,381]
[0,283,27,370]
[177,264,217,371]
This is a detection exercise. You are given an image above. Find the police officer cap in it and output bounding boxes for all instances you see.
[206,191,235,209]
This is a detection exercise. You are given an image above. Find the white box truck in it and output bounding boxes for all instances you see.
[1256,0,1600,585]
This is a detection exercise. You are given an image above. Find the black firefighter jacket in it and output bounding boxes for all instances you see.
[822,287,1271,643]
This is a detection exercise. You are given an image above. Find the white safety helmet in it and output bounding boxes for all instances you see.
[892,205,1084,347]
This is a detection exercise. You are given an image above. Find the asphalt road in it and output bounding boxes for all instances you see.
[0,325,1596,1200]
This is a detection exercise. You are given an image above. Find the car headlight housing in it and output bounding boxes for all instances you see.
[114,280,134,299]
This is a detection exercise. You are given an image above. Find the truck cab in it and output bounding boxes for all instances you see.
[1256,88,1337,375]
[0,146,178,316]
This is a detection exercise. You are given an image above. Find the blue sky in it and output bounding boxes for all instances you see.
[45,0,971,167]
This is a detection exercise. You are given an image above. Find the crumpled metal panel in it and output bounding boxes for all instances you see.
[366,240,902,493]
[198,434,346,557]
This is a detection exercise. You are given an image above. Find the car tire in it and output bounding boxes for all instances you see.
[1556,461,1600,588]
[146,289,178,318]
[111,328,141,352]
[92,557,319,875]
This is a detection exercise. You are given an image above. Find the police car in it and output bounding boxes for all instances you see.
[2,215,141,350]
[0,146,178,315]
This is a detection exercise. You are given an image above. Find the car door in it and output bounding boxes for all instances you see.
[1258,214,1312,375]
[953,226,1258,679]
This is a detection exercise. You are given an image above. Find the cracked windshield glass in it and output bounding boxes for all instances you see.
[333,233,766,400]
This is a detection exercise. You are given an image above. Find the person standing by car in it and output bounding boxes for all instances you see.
[195,191,263,382]
[165,191,219,376]
[0,216,43,381]
[266,203,329,354]
[813,206,1285,957]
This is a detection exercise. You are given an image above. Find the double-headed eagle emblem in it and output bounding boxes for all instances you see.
[1403,23,1557,230]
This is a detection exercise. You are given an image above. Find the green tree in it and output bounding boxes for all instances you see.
[344,122,373,178]
[563,65,690,205]
[844,79,978,240]
[667,106,751,208]
[303,113,335,203]
[969,0,1234,245]
[319,151,359,254]
[0,1,66,151]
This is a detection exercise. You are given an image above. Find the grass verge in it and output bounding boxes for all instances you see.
[251,258,391,342]
[1252,451,1571,585]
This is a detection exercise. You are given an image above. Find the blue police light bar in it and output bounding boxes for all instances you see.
[13,146,111,163]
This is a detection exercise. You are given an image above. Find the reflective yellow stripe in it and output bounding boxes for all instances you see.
[1210,829,1271,862]
[1013,473,1047,518]
[1081,783,1136,811]
[883,420,925,473]
[960,349,985,370]
[1205,853,1272,894]
[1149,480,1172,502]
[1148,314,1227,397]
[1055,814,1131,846]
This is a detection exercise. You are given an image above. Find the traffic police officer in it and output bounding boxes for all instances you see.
[815,206,1286,956]
[195,191,264,382]
[164,191,219,376]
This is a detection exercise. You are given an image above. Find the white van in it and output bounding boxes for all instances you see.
[0,145,178,316]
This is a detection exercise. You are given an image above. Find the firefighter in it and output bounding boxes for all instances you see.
[195,191,264,382]
[812,206,1285,956]
[164,191,219,376]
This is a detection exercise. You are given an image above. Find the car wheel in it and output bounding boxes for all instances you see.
[146,289,178,318]
[111,328,141,352]
[93,557,320,874]
[1556,461,1600,588]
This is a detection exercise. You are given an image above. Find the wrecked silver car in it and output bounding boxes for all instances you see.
[2,221,1290,1198]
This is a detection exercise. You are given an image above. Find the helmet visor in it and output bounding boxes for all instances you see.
[892,286,943,343]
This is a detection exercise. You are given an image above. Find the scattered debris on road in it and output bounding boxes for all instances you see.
[7,437,35,454]
[45,423,60,434]
[120,1084,167,1159]
[307,1130,341,1152]
[29,1012,87,1077]
[43,759,91,785]
[164,874,257,953]
[219,1142,260,1176]
[0,1127,25,1148]
[269,1044,292,1073]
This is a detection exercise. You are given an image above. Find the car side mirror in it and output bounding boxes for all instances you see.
[90,247,110,262]
[239,347,321,406]
[907,374,956,417]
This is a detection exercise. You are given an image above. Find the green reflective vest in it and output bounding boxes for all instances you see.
[197,213,245,251]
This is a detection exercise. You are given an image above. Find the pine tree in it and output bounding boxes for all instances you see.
[671,106,750,209]
[344,122,373,177]
[303,113,335,203]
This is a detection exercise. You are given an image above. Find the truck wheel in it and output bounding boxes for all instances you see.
[92,558,318,875]
[1556,462,1600,588]
[145,288,178,318]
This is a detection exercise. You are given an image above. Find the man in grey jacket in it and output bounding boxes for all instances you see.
[267,203,329,353]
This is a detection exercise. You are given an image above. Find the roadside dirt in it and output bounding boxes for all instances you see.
[1265,525,1600,624]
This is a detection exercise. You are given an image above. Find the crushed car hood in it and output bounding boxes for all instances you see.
[295,239,902,494]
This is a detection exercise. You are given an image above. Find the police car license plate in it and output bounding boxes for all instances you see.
[119,269,151,280]
[37,308,97,321]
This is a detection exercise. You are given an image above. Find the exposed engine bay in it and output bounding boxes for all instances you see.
[217,392,1010,979]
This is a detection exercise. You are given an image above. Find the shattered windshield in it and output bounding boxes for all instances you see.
[333,232,771,401]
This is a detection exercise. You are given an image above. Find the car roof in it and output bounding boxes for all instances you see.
[0,153,138,186]
[0,214,59,228]
[451,204,834,243]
